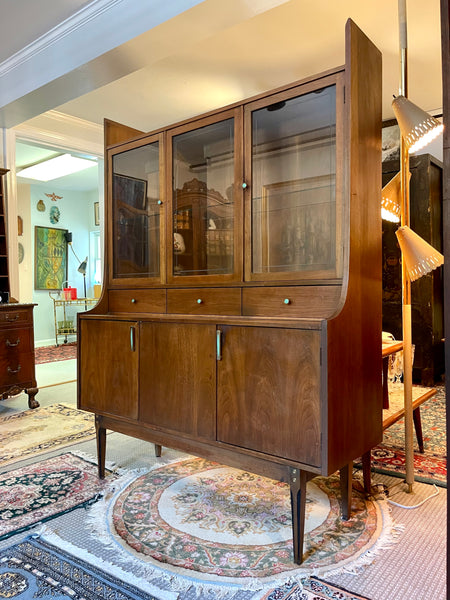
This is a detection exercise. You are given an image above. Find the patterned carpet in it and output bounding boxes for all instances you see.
[0,403,96,467]
[0,535,173,600]
[370,384,446,486]
[0,453,110,541]
[85,456,399,598]
[35,342,77,364]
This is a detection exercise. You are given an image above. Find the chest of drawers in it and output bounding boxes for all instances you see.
[0,304,39,408]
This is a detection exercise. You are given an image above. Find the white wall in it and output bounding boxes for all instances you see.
[18,182,99,346]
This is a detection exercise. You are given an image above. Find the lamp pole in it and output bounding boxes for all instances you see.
[398,0,415,491]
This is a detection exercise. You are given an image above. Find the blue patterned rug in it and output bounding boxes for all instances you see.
[0,534,176,600]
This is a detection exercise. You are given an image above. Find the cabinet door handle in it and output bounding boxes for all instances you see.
[5,314,19,321]
[216,329,222,361]
[7,365,21,374]
[130,326,136,352]
[6,338,20,347]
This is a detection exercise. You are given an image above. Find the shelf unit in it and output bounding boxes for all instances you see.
[0,169,10,301]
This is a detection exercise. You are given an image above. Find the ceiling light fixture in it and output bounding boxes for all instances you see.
[18,153,97,181]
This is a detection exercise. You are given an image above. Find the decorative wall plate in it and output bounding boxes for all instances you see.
[49,206,60,224]
[37,199,45,211]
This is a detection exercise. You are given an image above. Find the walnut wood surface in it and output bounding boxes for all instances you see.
[242,286,341,319]
[109,289,166,313]
[217,326,321,466]
[139,322,216,439]
[78,319,138,419]
[167,288,241,315]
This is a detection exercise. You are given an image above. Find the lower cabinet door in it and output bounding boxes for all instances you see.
[79,319,139,419]
[217,326,322,467]
[139,322,216,440]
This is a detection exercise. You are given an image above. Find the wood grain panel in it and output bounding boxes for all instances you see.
[167,288,241,315]
[325,20,383,473]
[109,289,166,313]
[140,322,216,439]
[0,308,32,325]
[78,319,139,419]
[217,326,321,466]
[104,119,145,148]
[0,328,31,353]
[242,286,341,318]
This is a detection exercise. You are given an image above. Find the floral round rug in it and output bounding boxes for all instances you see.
[107,457,394,584]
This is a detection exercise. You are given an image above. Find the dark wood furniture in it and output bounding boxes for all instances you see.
[78,20,382,565]
[382,154,444,385]
[0,303,39,408]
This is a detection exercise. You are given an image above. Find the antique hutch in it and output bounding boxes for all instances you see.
[78,20,382,564]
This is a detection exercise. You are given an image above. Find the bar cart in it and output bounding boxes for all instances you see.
[49,292,97,345]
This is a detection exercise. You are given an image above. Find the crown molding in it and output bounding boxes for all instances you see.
[0,0,123,77]
[13,111,104,157]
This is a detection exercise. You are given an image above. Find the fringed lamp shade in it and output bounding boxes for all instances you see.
[396,225,444,281]
[392,96,444,153]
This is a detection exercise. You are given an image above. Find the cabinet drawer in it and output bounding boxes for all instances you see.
[0,308,32,326]
[167,288,241,315]
[0,351,34,387]
[0,328,32,353]
[242,286,341,318]
[109,289,166,313]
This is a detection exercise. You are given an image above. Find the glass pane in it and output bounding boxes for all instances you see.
[252,86,336,274]
[112,143,160,279]
[172,118,234,277]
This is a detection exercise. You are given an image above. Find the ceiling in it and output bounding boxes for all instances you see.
[3,0,443,190]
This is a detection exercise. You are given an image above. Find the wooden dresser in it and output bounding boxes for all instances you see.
[78,20,382,564]
[0,303,39,408]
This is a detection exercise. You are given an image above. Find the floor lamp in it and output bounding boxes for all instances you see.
[381,0,444,492]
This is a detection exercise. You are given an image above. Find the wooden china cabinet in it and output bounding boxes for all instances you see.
[78,20,382,564]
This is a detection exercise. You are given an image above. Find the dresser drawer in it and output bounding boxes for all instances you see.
[109,289,166,313]
[0,351,34,387]
[167,288,241,315]
[0,328,32,353]
[0,307,32,326]
[242,286,342,318]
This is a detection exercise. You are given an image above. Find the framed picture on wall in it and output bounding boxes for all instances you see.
[34,226,68,290]
[94,201,100,226]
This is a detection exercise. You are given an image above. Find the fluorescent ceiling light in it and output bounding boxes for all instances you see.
[18,153,97,181]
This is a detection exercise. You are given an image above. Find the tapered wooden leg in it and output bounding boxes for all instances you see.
[26,387,39,409]
[339,463,352,520]
[95,414,106,479]
[361,450,372,496]
[154,444,162,457]
[289,468,308,565]
[413,407,424,453]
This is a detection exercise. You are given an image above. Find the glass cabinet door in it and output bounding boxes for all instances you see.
[246,76,342,281]
[110,138,162,281]
[169,110,240,281]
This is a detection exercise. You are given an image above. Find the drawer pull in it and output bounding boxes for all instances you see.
[196,298,203,304]
[216,329,222,361]
[241,182,248,189]
[6,338,20,347]
[7,365,21,374]
[283,298,291,305]
[5,314,19,321]
[157,200,163,205]
[130,326,136,352]
[131,298,137,304]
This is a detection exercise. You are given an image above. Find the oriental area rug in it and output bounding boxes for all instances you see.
[86,457,399,598]
[0,403,96,467]
[0,453,110,541]
[35,341,77,363]
[370,385,446,486]
[0,534,175,600]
